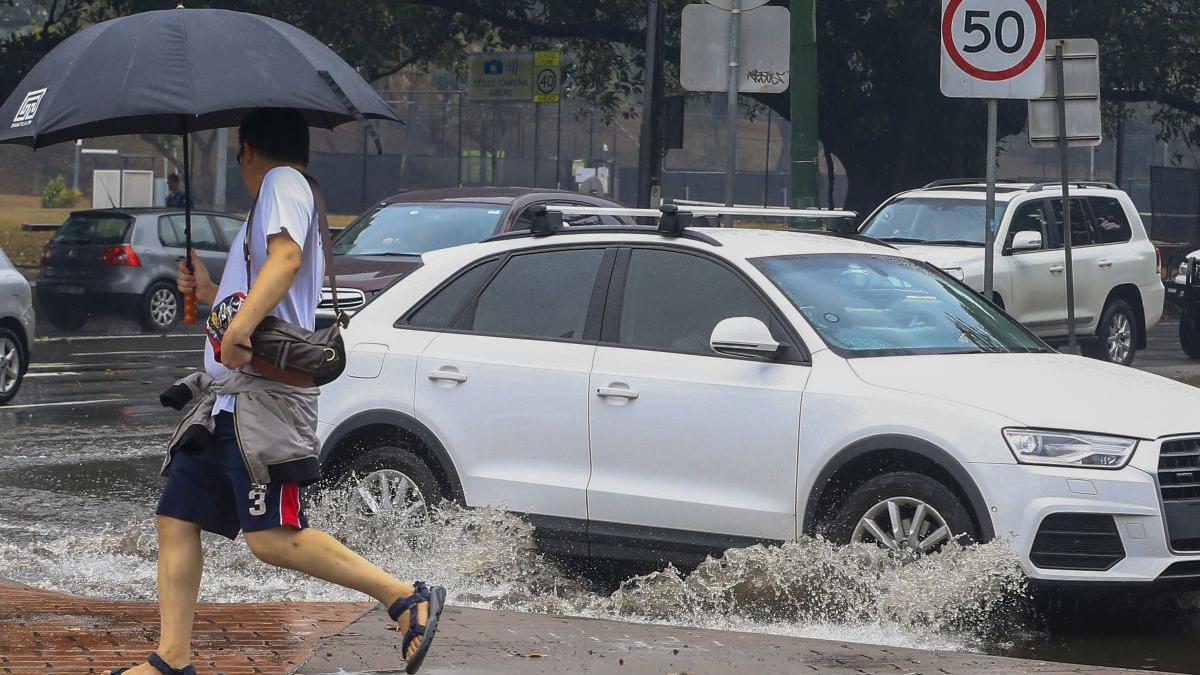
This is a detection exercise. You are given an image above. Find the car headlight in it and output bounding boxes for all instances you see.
[1003,429,1138,469]
[944,267,966,281]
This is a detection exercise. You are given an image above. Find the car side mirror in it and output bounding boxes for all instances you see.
[1010,231,1042,252]
[710,317,783,359]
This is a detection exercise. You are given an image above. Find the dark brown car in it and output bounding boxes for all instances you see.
[319,187,628,322]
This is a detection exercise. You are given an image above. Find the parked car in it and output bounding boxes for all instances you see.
[1169,250,1200,358]
[0,245,34,405]
[859,180,1164,366]
[37,208,242,332]
[314,217,1200,587]
[319,188,629,323]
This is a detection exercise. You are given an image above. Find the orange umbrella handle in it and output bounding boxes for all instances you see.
[183,289,197,325]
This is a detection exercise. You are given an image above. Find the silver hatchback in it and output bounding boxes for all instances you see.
[37,208,242,332]
[0,245,34,404]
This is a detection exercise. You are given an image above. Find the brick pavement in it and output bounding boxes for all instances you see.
[0,582,371,674]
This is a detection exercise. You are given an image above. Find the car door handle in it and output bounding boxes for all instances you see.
[1049,265,1065,274]
[1098,259,1114,268]
[428,368,467,383]
[597,386,639,400]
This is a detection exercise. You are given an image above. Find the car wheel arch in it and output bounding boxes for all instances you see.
[802,434,995,543]
[0,317,28,363]
[319,409,465,504]
[1102,284,1146,349]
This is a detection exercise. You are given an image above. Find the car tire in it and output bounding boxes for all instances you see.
[139,281,181,332]
[825,471,978,555]
[332,445,443,523]
[1088,298,1137,366]
[0,327,26,405]
[45,303,88,331]
[1181,308,1200,360]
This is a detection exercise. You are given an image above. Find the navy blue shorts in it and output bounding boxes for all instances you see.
[157,412,307,540]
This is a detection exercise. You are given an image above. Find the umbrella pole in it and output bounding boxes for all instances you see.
[181,130,197,325]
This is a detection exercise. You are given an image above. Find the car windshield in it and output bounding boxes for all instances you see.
[332,202,505,256]
[50,214,132,245]
[860,198,1006,246]
[752,253,1047,357]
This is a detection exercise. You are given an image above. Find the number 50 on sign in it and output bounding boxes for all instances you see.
[940,0,1046,99]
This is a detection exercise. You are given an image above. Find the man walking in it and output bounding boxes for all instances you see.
[164,173,190,208]
[113,108,443,675]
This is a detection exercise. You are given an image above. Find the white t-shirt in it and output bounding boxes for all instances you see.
[205,166,323,413]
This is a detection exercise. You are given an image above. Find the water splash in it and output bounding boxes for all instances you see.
[0,485,1030,652]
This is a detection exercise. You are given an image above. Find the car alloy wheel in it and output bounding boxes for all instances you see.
[346,468,429,524]
[850,496,952,556]
[0,334,20,396]
[1105,311,1133,364]
[149,287,178,328]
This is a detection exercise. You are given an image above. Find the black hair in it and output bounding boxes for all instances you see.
[167,173,180,182]
[238,108,310,166]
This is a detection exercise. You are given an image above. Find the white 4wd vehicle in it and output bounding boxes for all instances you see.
[316,215,1200,587]
[860,181,1165,366]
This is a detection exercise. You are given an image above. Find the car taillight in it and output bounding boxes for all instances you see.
[99,244,141,266]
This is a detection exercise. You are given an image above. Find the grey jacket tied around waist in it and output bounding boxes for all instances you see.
[163,371,322,487]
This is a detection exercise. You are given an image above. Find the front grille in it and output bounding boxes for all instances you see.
[1030,513,1125,571]
[319,287,366,311]
[1158,437,1200,552]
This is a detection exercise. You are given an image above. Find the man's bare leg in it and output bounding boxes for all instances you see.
[120,516,203,674]
[243,527,429,659]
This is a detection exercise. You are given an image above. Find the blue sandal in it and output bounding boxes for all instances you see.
[387,581,447,674]
[110,652,196,675]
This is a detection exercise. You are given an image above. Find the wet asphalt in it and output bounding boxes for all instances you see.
[1,317,1199,673]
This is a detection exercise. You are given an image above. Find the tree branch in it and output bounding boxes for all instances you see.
[412,0,643,45]
[1103,88,1200,118]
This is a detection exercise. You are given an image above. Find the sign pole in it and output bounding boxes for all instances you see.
[984,98,997,302]
[533,101,541,187]
[1055,40,1078,352]
[790,0,819,210]
[723,0,742,227]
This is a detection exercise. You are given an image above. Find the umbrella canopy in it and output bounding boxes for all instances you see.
[0,7,401,149]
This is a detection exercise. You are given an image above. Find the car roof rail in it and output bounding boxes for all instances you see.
[1027,181,1119,192]
[922,178,988,189]
[495,203,860,247]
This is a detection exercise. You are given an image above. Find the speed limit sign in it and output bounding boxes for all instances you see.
[940,0,1046,98]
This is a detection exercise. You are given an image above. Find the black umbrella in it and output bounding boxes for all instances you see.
[0,7,401,323]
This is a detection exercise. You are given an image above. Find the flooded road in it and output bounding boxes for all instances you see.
[1,330,1198,673]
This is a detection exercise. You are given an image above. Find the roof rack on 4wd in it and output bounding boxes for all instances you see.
[514,203,858,247]
[1026,181,1119,192]
[922,178,989,189]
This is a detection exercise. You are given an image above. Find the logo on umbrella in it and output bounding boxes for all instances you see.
[11,88,47,128]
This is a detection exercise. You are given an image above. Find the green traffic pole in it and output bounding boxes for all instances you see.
[789,0,820,216]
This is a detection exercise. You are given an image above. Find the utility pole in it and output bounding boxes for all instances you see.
[789,0,819,211]
[637,0,665,207]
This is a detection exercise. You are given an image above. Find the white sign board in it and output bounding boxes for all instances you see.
[680,4,790,94]
[1028,39,1102,148]
[92,169,153,208]
[940,0,1047,99]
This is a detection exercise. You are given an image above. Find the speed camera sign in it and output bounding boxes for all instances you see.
[940,0,1047,98]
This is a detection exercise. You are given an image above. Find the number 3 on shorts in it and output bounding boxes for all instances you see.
[248,488,267,516]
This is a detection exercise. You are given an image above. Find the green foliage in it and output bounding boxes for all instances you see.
[40,174,78,208]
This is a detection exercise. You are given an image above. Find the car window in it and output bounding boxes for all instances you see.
[617,249,776,356]
[332,203,504,256]
[860,198,1005,245]
[462,248,604,340]
[212,215,244,246]
[1047,198,1092,248]
[754,253,1046,357]
[1088,197,1133,244]
[51,214,132,245]
[160,215,222,251]
[407,260,500,329]
[1005,201,1050,250]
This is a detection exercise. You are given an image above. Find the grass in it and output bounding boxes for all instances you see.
[0,193,357,281]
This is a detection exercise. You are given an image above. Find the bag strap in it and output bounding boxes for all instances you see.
[243,169,346,326]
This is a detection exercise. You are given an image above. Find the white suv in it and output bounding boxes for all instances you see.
[316,218,1200,586]
[860,181,1164,366]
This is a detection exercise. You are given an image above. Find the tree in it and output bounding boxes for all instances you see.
[4,1,1200,213]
